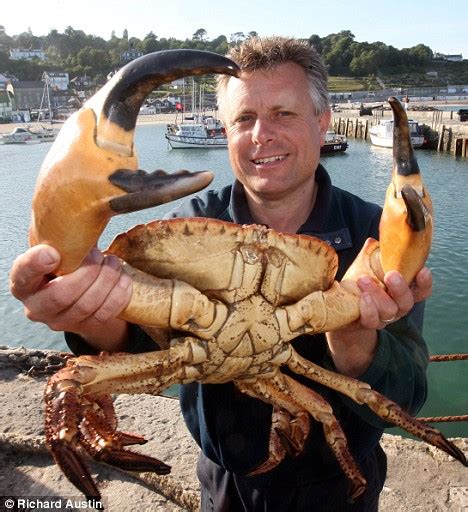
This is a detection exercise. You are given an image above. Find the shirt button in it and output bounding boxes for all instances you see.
[334,237,342,244]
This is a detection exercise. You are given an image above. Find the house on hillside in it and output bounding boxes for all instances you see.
[10,48,46,61]
[121,45,143,63]
[433,52,463,62]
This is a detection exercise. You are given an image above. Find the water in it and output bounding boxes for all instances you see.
[1,124,467,437]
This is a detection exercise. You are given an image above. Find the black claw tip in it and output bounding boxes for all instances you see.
[401,185,428,232]
[389,96,421,177]
[101,50,240,132]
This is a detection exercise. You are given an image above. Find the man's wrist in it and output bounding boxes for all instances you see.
[326,328,378,378]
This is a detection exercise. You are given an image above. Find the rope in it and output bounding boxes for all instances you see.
[0,432,200,512]
[418,415,468,423]
[429,353,468,362]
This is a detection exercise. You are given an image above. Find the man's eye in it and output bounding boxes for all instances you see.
[278,111,291,117]
[237,114,253,123]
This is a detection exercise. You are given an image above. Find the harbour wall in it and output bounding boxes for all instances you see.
[0,346,467,511]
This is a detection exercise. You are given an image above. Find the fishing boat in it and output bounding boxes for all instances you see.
[165,115,227,149]
[321,131,348,154]
[369,119,424,148]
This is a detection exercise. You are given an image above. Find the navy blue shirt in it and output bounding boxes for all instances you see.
[66,164,429,487]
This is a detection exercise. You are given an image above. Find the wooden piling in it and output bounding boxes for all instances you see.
[437,125,445,152]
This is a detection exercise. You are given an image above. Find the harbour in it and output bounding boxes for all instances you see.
[1,121,467,438]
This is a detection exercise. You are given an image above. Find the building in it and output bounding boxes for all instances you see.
[42,71,69,91]
[10,48,46,61]
[0,89,13,121]
[9,81,45,110]
[0,72,18,89]
[433,52,463,62]
[121,45,143,63]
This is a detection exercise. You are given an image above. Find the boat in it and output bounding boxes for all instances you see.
[321,131,348,154]
[0,127,42,145]
[369,119,424,148]
[0,125,58,145]
[165,115,227,149]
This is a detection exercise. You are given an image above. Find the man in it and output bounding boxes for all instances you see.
[11,37,431,511]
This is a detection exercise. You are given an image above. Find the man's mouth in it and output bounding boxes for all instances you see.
[252,155,287,165]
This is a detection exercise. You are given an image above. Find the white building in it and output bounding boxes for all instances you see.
[42,71,69,91]
[433,52,463,62]
[10,48,46,61]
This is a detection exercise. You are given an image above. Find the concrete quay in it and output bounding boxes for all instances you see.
[0,346,467,511]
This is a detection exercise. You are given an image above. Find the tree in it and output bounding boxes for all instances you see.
[193,28,207,41]
[230,32,245,45]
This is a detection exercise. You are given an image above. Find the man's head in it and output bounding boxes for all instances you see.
[217,36,329,120]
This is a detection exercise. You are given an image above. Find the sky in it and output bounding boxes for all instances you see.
[2,0,467,58]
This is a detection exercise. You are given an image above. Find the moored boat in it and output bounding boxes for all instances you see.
[321,131,348,154]
[369,119,424,148]
[165,115,227,149]
[0,125,58,145]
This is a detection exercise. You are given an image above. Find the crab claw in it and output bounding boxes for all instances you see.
[379,96,433,283]
[29,50,240,274]
[45,366,171,501]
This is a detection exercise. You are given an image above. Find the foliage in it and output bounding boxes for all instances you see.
[0,27,466,87]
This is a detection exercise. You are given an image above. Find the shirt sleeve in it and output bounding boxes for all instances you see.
[64,323,159,356]
[331,301,429,428]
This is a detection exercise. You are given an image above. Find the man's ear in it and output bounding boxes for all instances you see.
[318,109,332,144]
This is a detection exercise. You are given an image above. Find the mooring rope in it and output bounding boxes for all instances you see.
[418,353,468,423]
[429,353,468,362]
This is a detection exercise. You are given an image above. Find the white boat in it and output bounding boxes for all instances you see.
[369,119,424,148]
[0,127,42,145]
[165,115,227,149]
[0,125,58,145]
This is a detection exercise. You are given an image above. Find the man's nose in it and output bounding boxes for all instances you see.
[252,118,276,145]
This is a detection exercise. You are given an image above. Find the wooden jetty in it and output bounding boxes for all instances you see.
[333,108,468,157]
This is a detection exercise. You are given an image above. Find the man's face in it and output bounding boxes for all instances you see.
[223,62,331,201]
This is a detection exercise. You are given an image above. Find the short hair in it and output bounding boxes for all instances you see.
[216,36,329,119]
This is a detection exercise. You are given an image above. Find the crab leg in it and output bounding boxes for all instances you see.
[29,50,240,274]
[237,373,367,501]
[287,351,467,466]
[45,337,210,499]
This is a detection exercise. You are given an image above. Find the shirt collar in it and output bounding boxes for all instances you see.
[228,164,351,252]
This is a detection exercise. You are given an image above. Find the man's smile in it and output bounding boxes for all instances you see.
[251,154,288,165]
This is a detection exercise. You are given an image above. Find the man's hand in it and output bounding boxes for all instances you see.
[327,267,432,377]
[9,244,133,351]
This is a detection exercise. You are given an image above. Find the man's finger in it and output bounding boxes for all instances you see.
[9,245,61,300]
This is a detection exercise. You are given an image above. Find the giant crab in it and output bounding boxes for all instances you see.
[26,50,466,502]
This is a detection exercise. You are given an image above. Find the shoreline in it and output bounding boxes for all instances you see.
[1,100,467,135]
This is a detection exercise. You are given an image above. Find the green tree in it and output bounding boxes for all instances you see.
[193,28,207,41]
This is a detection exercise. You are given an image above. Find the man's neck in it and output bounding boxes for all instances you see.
[245,182,318,234]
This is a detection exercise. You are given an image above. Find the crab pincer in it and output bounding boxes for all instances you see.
[29,50,239,274]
